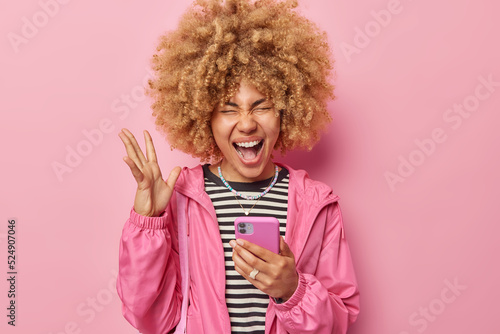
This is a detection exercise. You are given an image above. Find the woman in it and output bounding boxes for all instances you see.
[117,0,360,333]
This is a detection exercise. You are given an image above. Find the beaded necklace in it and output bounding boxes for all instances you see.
[217,164,279,201]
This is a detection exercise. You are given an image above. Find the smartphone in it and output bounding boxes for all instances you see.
[234,217,280,254]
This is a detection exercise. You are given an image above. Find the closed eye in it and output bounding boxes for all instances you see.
[252,107,272,114]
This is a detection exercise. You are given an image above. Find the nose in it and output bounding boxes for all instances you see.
[236,112,257,133]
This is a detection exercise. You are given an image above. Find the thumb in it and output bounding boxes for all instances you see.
[279,236,294,258]
[166,166,182,189]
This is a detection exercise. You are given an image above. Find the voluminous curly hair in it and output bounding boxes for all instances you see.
[147,0,335,162]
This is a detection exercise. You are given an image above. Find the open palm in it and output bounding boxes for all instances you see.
[118,128,181,217]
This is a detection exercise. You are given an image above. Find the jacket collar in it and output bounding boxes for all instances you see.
[174,164,205,198]
[173,162,339,205]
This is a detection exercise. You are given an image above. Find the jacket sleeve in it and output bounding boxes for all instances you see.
[116,204,182,334]
[271,202,360,334]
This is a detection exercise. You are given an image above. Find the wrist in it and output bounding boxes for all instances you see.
[130,207,169,229]
[133,206,164,217]
[277,273,299,302]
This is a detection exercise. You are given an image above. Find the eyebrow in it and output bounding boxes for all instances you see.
[224,98,268,109]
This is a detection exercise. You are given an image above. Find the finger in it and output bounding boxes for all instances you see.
[230,239,269,272]
[279,237,294,258]
[232,249,266,282]
[124,128,148,165]
[235,238,277,262]
[118,130,145,170]
[144,130,158,163]
[122,156,145,184]
[234,262,265,286]
[121,128,148,166]
[166,166,182,190]
[233,263,249,279]
[118,131,143,169]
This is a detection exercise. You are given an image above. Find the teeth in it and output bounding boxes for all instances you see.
[235,140,261,148]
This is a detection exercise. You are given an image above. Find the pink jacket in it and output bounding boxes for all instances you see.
[117,163,360,333]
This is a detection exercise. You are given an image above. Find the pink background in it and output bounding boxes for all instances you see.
[1,0,498,333]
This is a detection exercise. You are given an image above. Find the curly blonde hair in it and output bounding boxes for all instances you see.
[147,0,334,162]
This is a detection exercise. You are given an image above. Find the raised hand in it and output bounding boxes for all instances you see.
[118,128,181,217]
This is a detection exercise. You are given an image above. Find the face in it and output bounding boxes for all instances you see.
[210,79,281,182]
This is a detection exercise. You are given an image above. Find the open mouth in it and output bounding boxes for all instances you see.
[233,140,264,161]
